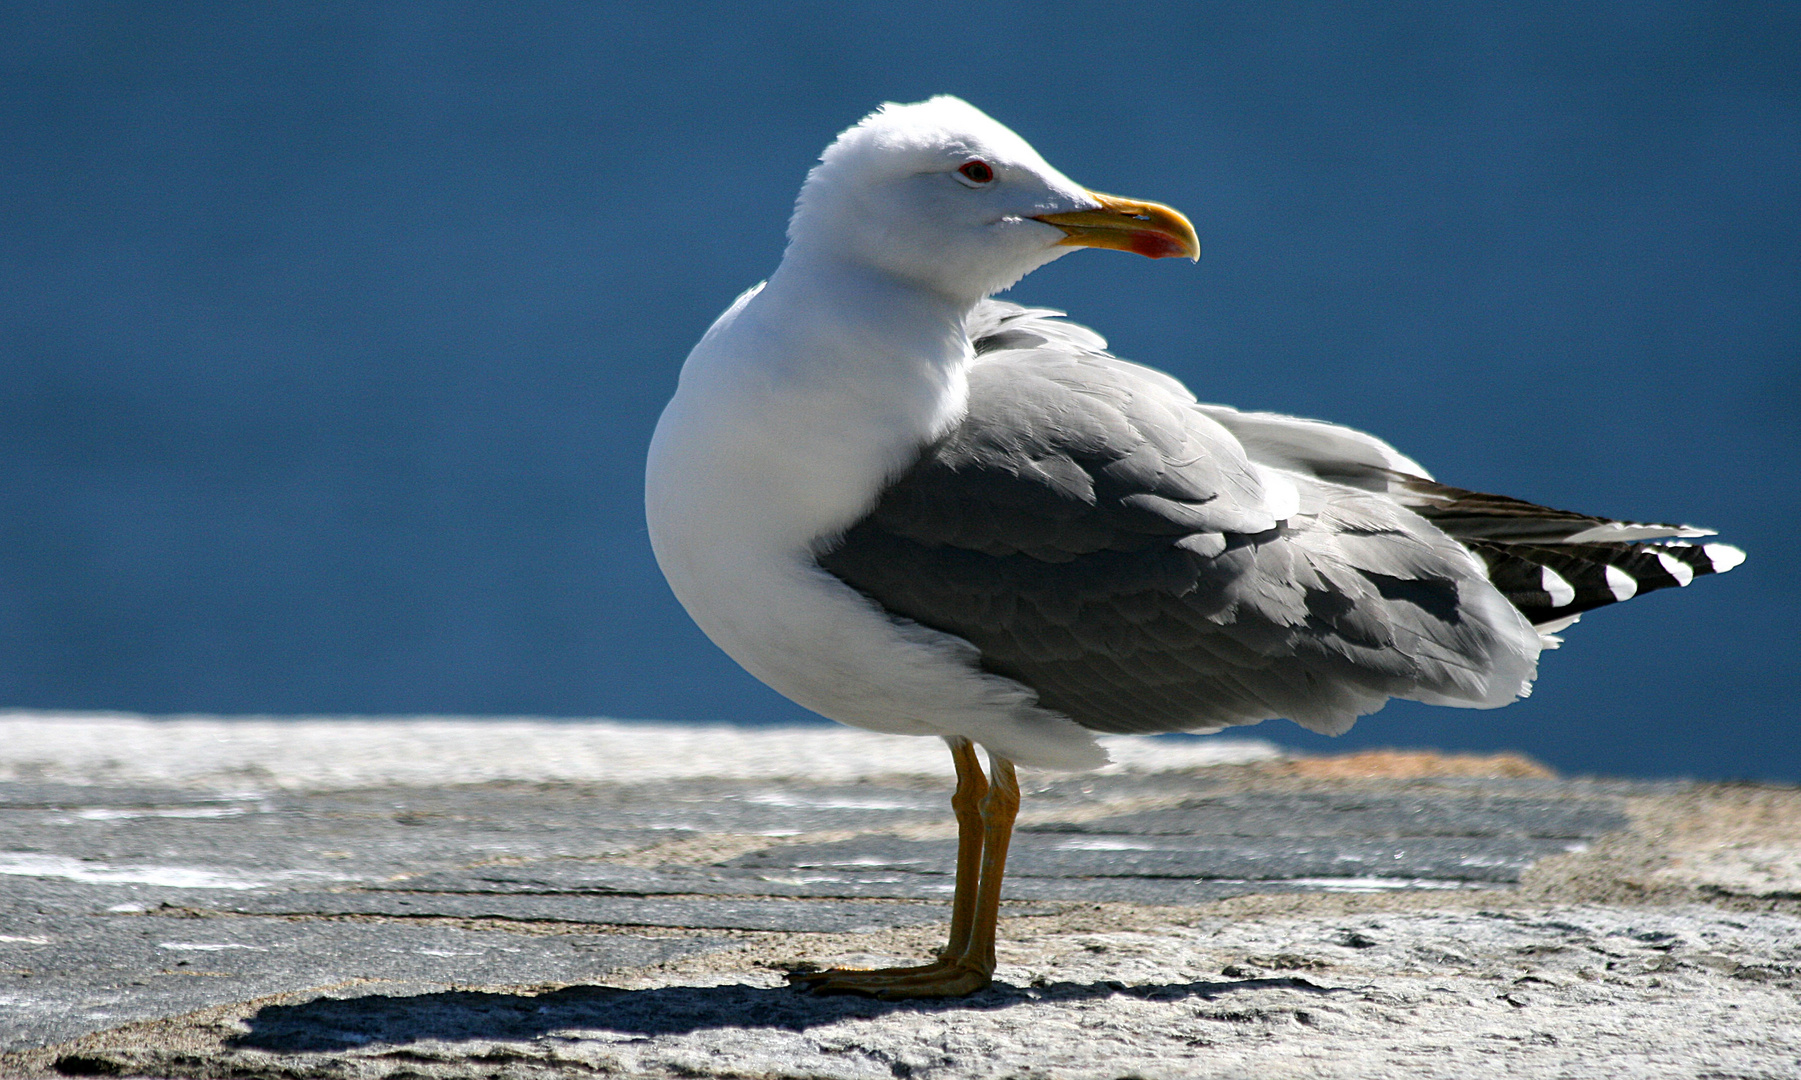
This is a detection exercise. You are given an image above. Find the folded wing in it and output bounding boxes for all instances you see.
[816,302,1548,737]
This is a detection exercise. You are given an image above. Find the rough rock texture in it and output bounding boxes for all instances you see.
[0,716,1795,1078]
[13,900,1799,1079]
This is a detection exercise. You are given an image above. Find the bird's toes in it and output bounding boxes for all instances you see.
[787,959,991,999]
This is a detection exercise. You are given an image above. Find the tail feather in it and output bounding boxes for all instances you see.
[1398,476,1743,631]
[1398,476,1714,544]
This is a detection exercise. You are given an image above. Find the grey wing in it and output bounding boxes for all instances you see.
[816,302,1541,738]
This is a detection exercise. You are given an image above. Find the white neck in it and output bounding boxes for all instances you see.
[758,249,973,392]
[649,254,976,556]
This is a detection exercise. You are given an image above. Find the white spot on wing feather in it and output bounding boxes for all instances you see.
[1603,564,1638,602]
[1540,565,1576,608]
[1703,543,1746,573]
[1655,551,1694,586]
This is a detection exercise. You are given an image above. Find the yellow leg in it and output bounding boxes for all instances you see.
[939,737,989,963]
[790,743,1019,999]
[960,752,1019,975]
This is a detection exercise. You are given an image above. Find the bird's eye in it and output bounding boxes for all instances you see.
[956,160,995,185]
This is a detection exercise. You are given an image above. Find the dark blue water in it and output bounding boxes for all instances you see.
[2,2,1795,780]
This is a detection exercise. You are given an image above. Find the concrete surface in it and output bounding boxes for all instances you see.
[0,715,1795,1078]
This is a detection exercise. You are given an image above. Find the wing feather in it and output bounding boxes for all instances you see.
[817,302,1542,738]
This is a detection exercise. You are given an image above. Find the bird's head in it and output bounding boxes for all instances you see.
[784,96,1198,304]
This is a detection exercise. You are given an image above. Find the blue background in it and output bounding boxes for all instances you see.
[2,3,1795,780]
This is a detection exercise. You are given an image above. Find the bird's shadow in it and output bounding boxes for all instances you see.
[227,975,1345,1054]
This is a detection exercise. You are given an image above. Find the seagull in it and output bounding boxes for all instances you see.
[645,96,1744,998]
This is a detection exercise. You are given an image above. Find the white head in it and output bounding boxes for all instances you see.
[784,96,1198,305]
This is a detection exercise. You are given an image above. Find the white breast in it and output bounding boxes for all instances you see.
[643,270,1107,770]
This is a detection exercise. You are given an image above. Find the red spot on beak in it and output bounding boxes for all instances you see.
[1127,230,1190,259]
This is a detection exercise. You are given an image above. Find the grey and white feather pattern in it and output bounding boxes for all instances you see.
[817,302,1741,739]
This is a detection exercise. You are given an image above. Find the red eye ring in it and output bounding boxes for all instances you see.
[957,160,995,184]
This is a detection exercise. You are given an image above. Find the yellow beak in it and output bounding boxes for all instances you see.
[1033,192,1200,261]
